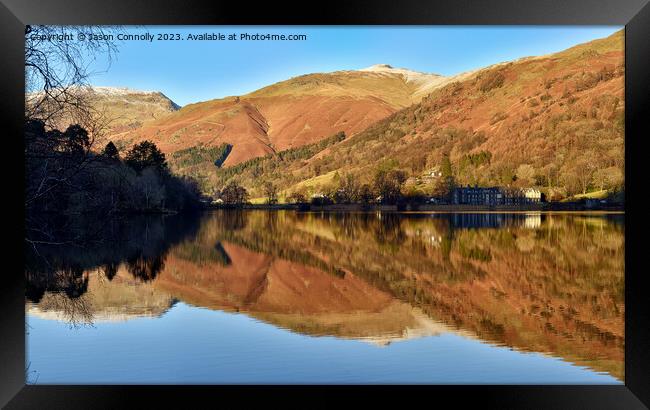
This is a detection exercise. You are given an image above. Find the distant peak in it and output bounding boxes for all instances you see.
[26,85,160,97]
[360,64,396,72]
[88,86,181,109]
[357,64,445,87]
[90,86,159,95]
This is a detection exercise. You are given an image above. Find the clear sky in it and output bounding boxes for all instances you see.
[84,26,622,106]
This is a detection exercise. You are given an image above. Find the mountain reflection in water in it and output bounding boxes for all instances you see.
[26,210,624,382]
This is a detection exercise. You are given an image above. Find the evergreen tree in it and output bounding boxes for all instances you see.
[102,141,120,160]
[124,140,168,174]
[441,154,453,178]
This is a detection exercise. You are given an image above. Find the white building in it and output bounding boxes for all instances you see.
[521,188,542,203]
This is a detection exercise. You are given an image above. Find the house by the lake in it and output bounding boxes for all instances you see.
[452,186,542,206]
[452,186,503,206]
[521,188,542,203]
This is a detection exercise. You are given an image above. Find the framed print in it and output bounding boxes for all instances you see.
[2,0,649,408]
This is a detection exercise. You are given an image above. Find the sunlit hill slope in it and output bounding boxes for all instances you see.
[71,30,626,200]
[104,64,452,167]
[208,30,624,200]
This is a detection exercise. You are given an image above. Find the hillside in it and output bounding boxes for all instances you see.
[214,30,624,201]
[104,65,452,172]
[47,30,626,201]
[26,86,181,136]
[87,87,181,133]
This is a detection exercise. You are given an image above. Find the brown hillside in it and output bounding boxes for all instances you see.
[28,86,181,137]
[86,87,181,133]
[111,98,274,166]
[106,66,449,167]
[245,30,625,201]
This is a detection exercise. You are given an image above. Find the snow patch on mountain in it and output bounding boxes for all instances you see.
[359,64,451,97]
[90,86,160,96]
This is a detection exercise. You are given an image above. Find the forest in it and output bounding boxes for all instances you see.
[25,26,205,248]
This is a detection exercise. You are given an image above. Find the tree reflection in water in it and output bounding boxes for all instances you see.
[103,262,118,281]
[126,253,167,282]
[25,213,202,325]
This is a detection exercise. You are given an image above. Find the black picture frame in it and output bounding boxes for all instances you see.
[2,0,649,408]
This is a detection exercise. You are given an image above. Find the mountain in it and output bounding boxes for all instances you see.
[43,30,623,200]
[216,30,624,200]
[104,65,452,168]
[27,86,181,135]
[86,87,181,133]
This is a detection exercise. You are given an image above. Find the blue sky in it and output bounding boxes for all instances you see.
[84,26,622,106]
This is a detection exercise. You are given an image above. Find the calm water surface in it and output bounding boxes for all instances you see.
[26,211,624,384]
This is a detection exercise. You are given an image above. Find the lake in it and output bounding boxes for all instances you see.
[25,210,625,384]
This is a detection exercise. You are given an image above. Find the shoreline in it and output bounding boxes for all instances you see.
[208,203,625,213]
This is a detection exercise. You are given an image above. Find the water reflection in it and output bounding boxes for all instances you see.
[25,214,199,325]
[26,210,625,381]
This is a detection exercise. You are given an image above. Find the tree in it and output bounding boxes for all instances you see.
[25,25,123,232]
[311,194,333,206]
[432,175,456,201]
[515,164,536,187]
[25,25,122,130]
[287,192,306,204]
[124,141,168,174]
[358,184,374,204]
[263,181,278,205]
[220,181,248,205]
[411,154,428,174]
[373,169,407,204]
[164,175,203,211]
[441,154,453,178]
[102,141,120,160]
[500,166,517,186]
[592,166,624,192]
[573,157,597,195]
[335,173,360,203]
[131,168,165,210]
[25,120,94,210]
[540,163,559,191]
[61,124,91,157]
